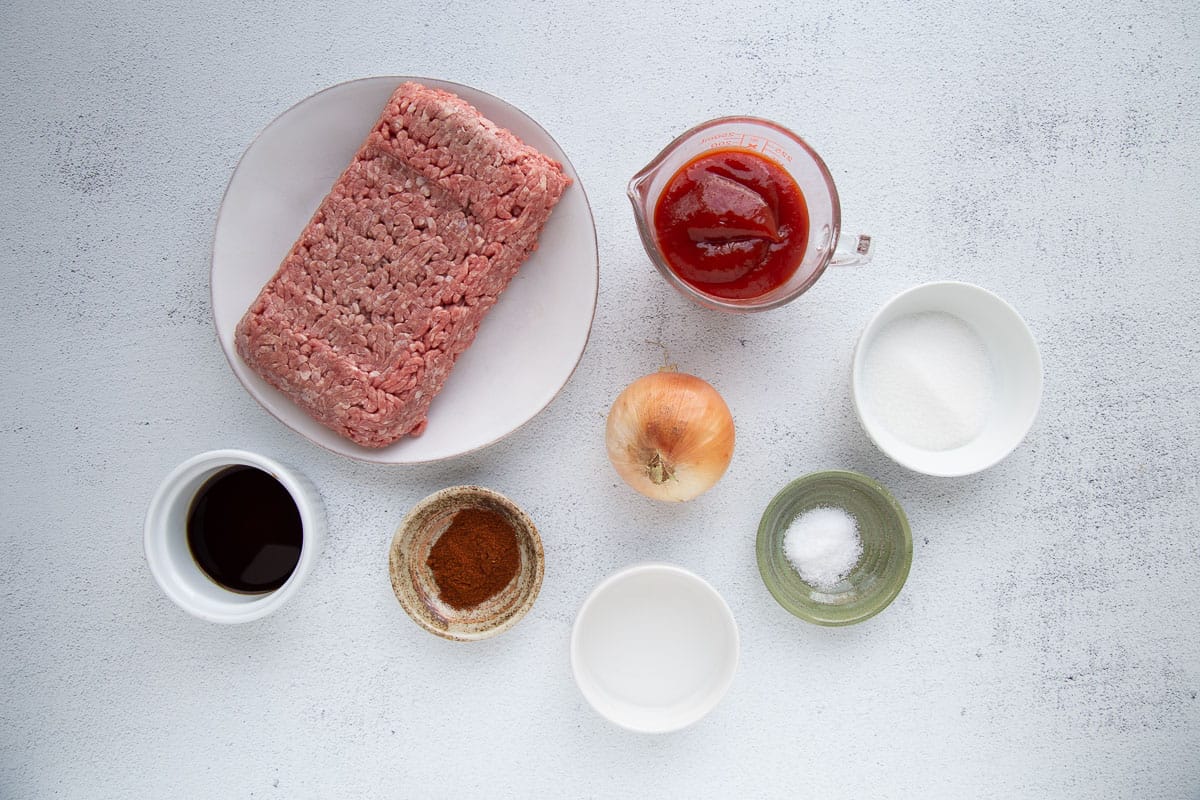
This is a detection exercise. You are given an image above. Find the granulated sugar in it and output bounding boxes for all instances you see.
[862,312,995,451]
[783,507,862,589]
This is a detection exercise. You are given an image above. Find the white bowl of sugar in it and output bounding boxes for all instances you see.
[851,281,1043,477]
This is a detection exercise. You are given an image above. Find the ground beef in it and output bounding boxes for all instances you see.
[235,82,571,447]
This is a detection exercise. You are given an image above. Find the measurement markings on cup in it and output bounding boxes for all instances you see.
[699,131,792,161]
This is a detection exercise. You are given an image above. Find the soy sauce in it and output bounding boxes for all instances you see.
[186,466,302,594]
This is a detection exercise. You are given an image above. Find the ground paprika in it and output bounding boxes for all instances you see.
[426,507,520,609]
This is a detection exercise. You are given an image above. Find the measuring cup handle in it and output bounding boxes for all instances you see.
[830,233,874,267]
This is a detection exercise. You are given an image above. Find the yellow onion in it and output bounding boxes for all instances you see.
[605,371,736,502]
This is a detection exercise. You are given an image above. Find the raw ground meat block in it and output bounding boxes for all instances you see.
[235,82,571,447]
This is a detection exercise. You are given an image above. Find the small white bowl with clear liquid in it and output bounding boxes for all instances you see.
[570,563,739,733]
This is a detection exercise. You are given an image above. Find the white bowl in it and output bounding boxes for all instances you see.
[851,282,1043,476]
[570,563,739,733]
[144,449,325,623]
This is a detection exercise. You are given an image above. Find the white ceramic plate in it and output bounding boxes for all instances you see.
[211,77,598,464]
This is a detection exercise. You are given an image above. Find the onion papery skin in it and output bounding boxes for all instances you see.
[605,372,736,502]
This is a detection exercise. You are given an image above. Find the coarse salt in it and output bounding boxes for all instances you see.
[783,507,862,590]
[862,311,996,451]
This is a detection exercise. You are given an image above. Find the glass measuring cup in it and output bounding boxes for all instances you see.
[628,117,873,312]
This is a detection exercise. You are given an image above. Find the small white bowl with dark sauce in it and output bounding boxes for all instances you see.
[144,449,324,623]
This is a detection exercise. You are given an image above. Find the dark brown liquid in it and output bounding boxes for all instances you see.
[186,466,302,594]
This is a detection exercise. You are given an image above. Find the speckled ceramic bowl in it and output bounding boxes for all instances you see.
[389,485,544,641]
[757,471,911,626]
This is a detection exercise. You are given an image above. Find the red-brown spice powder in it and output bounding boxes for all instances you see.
[426,507,520,609]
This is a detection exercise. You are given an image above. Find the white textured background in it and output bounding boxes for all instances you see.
[2,1,1198,797]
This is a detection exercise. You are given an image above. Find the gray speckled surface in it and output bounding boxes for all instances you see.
[2,1,1197,797]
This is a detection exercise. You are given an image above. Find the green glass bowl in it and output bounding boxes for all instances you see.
[757,471,912,626]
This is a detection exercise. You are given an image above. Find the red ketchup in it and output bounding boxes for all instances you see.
[653,148,809,300]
